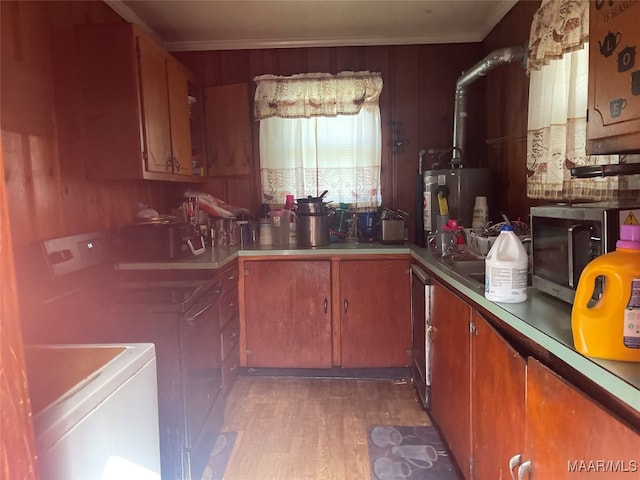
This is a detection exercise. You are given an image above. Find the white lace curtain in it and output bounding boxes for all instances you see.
[526,0,640,200]
[254,71,383,209]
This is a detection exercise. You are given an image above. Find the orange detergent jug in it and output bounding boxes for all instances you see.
[572,224,640,362]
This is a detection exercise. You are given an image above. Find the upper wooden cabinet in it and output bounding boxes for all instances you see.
[73,24,205,181]
[587,2,640,154]
[204,83,252,176]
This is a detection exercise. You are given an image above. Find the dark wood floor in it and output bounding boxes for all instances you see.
[220,375,431,480]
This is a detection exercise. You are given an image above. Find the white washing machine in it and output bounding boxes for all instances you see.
[26,343,162,480]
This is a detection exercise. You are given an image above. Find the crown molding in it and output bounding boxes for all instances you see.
[103,0,162,44]
[104,0,518,53]
[165,33,485,52]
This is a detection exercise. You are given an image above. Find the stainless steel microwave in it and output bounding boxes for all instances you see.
[530,202,638,303]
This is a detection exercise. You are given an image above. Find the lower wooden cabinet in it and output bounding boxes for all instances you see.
[243,260,333,368]
[428,278,640,480]
[429,280,472,478]
[471,310,526,480]
[524,359,638,479]
[339,258,411,367]
[240,256,412,369]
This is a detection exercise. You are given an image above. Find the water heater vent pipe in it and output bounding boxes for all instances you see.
[451,45,527,167]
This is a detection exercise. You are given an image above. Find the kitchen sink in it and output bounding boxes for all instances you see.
[444,258,532,287]
[446,259,486,276]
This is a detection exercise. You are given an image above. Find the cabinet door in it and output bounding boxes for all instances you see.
[526,359,639,479]
[73,24,143,180]
[587,1,640,154]
[339,259,411,367]
[205,83,252,176]
[166,57,192,175]
[243,260,332,368]
[429,280,472,479]
[137,33,173,174]
[472,311,526,480]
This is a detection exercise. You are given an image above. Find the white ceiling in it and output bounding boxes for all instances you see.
[105,0,518,52]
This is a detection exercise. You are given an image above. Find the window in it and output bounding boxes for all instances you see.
[254,72,383,210]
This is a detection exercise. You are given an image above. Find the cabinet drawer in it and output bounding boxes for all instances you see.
[219,262,239,294]
[219,287,238,329]
[222,344,239,396]
[221,315,239,361]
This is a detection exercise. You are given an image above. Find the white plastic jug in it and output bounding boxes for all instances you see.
[485,225,528,303]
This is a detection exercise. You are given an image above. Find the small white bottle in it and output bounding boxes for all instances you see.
[258,218,272,246]
[485,225,528,303]
[472,196,489,230]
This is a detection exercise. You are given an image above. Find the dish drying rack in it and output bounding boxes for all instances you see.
[464,221,530,257]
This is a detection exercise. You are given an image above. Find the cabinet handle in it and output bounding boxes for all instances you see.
[426,325,434,343]
[344,299,349,314]
[174,158,180,171]
[165,158,173,171]
[517,460,532,480]
[509,453,522,480]
[323,298,328,314]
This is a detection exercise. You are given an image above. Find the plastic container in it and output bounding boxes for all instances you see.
[485,225,528,303]
[258,218,272,246]
[571,224,640,362]
[268,209,293,246]
[472,196,489,230]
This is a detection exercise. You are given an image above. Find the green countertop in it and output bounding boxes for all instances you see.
[410,246,640,417]
[115,242,411,270]
[117,241,639,416]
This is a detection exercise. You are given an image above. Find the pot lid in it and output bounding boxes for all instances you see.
[296,190,329,203]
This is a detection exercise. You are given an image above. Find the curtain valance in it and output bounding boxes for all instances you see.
[527,0,589,73]
[253,71,383,120]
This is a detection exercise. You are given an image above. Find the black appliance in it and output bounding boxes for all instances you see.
[120,220,196,261]
[530,202,640,303]
[113,272,224,480]
[23,230,224,480]
[410,264,431,409]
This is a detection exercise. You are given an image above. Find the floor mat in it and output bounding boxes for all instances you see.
[367,425,462,480]
[198,431,237,480]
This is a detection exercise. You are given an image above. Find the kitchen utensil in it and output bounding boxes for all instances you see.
[120,221,194,261]
[500,212,512,227]
[183,197,199,227]
[297,190,329,204]
[269,210,294,246]
[296,201,329,216]
[357,212,377,242]
[296,215,330,247]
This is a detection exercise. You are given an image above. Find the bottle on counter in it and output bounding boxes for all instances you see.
[284,194,297,246]
[258,218,272,246]
[572,224,640,362]
[485,225,528,303]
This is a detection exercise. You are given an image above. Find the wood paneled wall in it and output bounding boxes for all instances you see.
[0,1,166,254]
[173,42,486,241]
[483,0,542,222]
[2,1,539,252]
